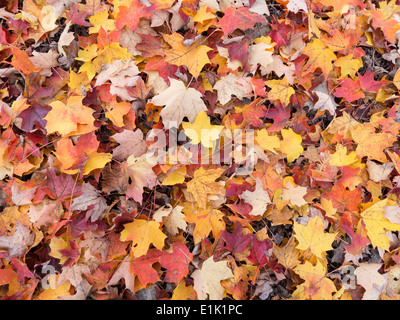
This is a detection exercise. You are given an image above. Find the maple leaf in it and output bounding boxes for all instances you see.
[249,40,275,71]
[49,237,80,267]
[312,81,338,115]
[329,144,358,167]
[255,128,280,154]
[57,263,90,288]
[354,263,388,300]
[220,223,251,254]
[28,200,63,228]
[150,79,207,129]
[182,110,224,148]
[37,277,72,300]
[0,269,16,286]
[5,0,400,303]
[281,181,308,207]
[115,0,151,31]
[130,248,163,287]
[11,181,37,206]
[369,0,400,43]
[193,5,216,24]
[366,160,394,183]
[70,183,107,222]
[108,255,135,292]
[184,206,225,244]
[218,6,266,35]
[44,95,96,137]
[111,129,147,161]
[186,167,225,208]
[273,236,301,270]
[286,0,309,13]
[265,78,295,106]
[360,198,400,251]
[88,10,115,34]
[343,224,370,258]
[350,123,397,162]
[43,169,82,201]
[247,236,273,268]
[192,256,234,300]
[239,178,271,216]
[293,260,337,300]
[95,60,140,102]
[0,223,34,258]
[334,54,363,79]
[66,3,92,27]
[171,279,197,300]
[293,216,337,258]
[10,46,41,75]
[334,78,365,102]
[126,153,159,203]
[302,38,337,78]
[120,219,167,258]
[54,133,112,176]
[163,33,212,78]
[161,167,187,186]
[213,73,247,105]
[279,128,304,163]
[153,205,187,236]
[159,242,193,284]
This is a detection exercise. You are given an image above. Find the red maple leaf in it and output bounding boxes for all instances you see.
[218,7,266,35]
[334,78,365,102]
[220,222,251,253]
[115,0,151,31]
[247,236,273,268]
[159,242,193,284]
[358,69,387,93]
[130,249,163,287]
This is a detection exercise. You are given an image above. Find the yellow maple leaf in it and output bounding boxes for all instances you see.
[120,219,167,258]
[255,128,281,154]
[273,236,301,270]
[163,33,212,78]
[320,198,338,219]
[265,78,295,106]
[329,144,358,167]
[44,95,96,137]
[37,276,72,300]
[49,236,74,266]
[75,44,98,63]
[393,68,400,90]
[171,279,197,300]
[193,5,216,23]
[88,10,116,34]
[279,128,304,163]
[76,43,132,80]
[293,215,337,258]
[293,260,337,300]
[104,100,132,128]
[184,206,225,244]
[68,70,91,95]
[162,166,187,185]
[182,110,224,148]
[82,153,112,176]
[302,38,337,78]
[322,111,362,144]
[350,123,397,162]
[360,198,400,251]
[334,53,363,79]
[186,167,225,208]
